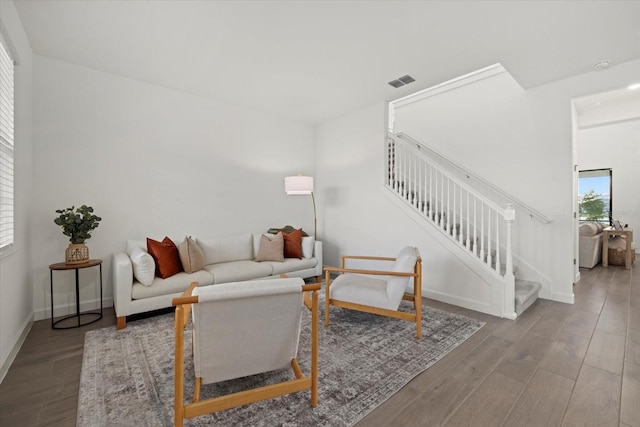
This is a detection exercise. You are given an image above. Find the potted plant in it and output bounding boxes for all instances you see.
[54,205,102,264]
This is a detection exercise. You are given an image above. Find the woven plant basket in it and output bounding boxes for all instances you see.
[66,243,89,264]
[608,247,636,266]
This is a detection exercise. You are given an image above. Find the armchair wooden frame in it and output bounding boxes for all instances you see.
[324,254,422,338]
[172,280,320,427]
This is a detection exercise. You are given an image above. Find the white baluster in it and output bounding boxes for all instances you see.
[480,202,485,260]
[495,211,501,274]
[487,208,492,268]
[466,191,471,250]
[446,177,451,233]
[473,197,477,254]
[429,167,433,220]
[440,171,445,229]
[459,187,463,243]
[423,161,427,214]
[504,203,516,318]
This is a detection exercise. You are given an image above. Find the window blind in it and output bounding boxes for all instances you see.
[0,38,14,251]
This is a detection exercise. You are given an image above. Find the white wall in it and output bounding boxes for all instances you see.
[32,55,315,320]
[315,58,640,310]
[0,1,35,379]
[579,119,640,247]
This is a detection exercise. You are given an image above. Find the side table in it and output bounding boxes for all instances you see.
[602,227,634,270]
[49,259,103,329]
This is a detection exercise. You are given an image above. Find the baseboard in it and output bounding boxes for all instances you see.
[0,313,34,384]
[551,291,574,305]
[34,297,113,321]
[423,289,500,317]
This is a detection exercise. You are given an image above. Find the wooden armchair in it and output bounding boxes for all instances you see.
[172,277,319,427]
[324,246,422,338]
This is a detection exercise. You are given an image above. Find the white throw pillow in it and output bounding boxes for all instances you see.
[130,247,155,286]
[302,236,315,259]
[125,240,147,256]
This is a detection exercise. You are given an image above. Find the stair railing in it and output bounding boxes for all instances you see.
[386,134,516,316]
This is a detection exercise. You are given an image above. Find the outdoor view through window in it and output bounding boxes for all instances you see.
[579,169,612,224]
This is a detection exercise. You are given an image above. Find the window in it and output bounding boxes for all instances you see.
[0,37,14,254]
[578,168,612,224]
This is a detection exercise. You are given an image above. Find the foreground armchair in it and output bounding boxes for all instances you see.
[172,278,319,427]
[324,246,422,338]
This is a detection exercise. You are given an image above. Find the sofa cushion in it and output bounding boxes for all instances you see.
[579,222,600,236]
[130,247,155,286]
[255,232,284,262]
[202,260,273,284]
[147,237,183,279]
[197,234,253,264]
[132,270,214,300]
[178,236,205,273]
[282,228,303,259]
[263,257,317,275]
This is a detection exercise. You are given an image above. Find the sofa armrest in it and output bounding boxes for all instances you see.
[313,240,323,276]
[112,252,133,318]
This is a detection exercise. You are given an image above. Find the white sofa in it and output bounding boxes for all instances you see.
[578,221,604,269]
[112,233,322,329]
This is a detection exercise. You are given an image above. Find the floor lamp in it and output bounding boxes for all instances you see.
[285,175,317,238]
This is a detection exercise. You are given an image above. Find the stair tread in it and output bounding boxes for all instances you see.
[514,280,542,305]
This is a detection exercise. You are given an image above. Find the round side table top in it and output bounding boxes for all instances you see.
[49,259,103,270]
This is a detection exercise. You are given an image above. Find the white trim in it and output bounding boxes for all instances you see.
[390,63,507,110]
[0,313,33,383]
[552,291,575,305]
[33,297,113,321]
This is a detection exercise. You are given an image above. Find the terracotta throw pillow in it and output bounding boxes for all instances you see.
[282,228,303,259]
[255,232,284,262]
[147,236,182,279]
[178,236,205,273]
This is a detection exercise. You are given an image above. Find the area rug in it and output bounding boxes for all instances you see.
[78,298,484,426]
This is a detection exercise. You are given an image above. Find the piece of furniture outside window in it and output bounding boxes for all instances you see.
[324,246,422,338]
[49,259,103,329]
[603,227,634,270]
[172,278,319,427]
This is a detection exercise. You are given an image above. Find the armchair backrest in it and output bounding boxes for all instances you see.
[387,246,421,301]
[191,278,305,384]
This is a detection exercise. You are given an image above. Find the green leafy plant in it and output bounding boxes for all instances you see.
[579,190,606,221]
[54,205,102,244]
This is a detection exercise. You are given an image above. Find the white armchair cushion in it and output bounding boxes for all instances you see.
[130,247,155,286]
[191,278,304,384]
[330,274,394,310]
[331,246,419,311]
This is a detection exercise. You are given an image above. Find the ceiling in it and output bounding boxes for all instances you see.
[13,0,640,125]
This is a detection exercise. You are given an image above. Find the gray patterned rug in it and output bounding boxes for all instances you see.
[78,297,484,426]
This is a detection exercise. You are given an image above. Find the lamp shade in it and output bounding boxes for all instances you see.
[285,175,314,195]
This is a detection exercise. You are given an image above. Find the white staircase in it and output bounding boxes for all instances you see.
[386,132,545,319]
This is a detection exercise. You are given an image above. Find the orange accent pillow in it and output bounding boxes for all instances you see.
[282,228,303,259]
[147,237,183,279]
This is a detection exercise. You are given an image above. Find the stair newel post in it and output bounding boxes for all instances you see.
[504,203,516,319]
[428,166,433,220]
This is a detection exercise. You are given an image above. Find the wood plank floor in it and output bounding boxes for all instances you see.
[0,264,638,426]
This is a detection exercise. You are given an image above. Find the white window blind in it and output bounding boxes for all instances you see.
[0,38,14,252]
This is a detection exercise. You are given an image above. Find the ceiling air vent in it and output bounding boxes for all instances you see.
[388,74,416,88]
